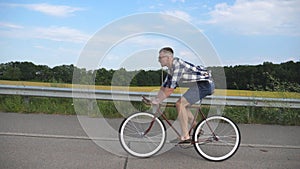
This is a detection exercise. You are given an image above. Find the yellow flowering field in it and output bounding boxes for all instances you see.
[1,80,299,99]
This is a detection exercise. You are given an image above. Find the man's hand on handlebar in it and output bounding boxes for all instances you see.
[142,96,160,105]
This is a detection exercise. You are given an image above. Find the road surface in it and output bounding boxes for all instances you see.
[0,112,299,169]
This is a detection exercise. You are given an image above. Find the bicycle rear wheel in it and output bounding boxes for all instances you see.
[119,112,166,158]
[193,116,240,161]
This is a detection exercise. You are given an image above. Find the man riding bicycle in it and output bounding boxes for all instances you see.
[151,47,215,143]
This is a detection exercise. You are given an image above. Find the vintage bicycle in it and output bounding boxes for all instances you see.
[119,96,241,161]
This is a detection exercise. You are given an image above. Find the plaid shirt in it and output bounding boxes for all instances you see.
[162,57,212,88]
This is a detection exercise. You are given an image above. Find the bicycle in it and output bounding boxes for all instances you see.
[119,96,241,161]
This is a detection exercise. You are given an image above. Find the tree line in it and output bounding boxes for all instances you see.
[0,61,299,92]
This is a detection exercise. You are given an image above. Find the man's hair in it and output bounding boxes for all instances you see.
[159,47,174,56]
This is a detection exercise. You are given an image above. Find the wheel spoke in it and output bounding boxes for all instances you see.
[119,112,166,158]
[193,116,240,161]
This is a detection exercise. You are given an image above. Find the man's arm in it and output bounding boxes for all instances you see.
[152,86,174,104]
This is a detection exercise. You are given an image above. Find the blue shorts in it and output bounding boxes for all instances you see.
[183,81,215,105]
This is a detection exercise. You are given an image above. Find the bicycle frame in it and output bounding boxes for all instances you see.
[143,104,218,142]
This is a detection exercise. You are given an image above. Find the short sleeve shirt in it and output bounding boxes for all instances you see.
[162,57,211,88]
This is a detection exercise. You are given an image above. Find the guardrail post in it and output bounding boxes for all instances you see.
[87,99,93,116]
[23,96,30,105]
[216,105,222,115]
[248,106,255,124]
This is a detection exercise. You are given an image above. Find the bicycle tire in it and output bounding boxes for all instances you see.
[119,112,166,158]
[193,116,241,161]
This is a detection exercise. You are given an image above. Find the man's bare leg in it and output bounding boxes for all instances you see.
[186,107,197,130]
[176,97,193,140]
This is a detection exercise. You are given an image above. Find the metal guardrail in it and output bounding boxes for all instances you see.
[0,84,299,108]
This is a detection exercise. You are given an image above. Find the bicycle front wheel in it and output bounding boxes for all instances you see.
[193,116,240,161]
[119,112,166,158]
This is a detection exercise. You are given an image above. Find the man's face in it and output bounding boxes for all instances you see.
[158,52,171,67]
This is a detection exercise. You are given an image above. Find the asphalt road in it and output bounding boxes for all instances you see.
[0,112,299,169]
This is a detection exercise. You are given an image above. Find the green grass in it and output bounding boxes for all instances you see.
[0,95,75,115]
[0,95,299,125]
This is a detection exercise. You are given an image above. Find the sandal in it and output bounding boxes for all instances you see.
[178,138,192,144]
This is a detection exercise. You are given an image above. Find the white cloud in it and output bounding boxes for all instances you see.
[0,25,90,43]
[0,22,23,29]
[163,10,192,22]
[6,3,84,17]
[34,26,90,43]
[208,0,300,36]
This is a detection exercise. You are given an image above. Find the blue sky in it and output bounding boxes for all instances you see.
[0,0,299,69]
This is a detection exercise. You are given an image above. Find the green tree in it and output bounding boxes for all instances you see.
[2,65,22,80]
[52,65,74,83]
